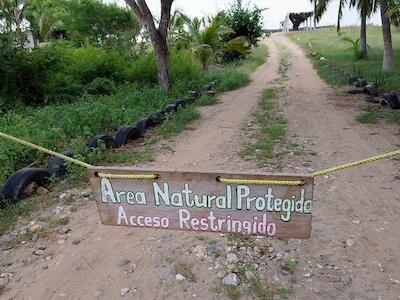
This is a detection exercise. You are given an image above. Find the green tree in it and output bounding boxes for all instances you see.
[313,0,377,58]
[61,0,141,48]
[220,0,265,47]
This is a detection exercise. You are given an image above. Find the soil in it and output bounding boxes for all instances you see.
[1,33,400,300]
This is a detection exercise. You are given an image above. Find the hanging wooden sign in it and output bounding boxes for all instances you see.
[89,168,314,239]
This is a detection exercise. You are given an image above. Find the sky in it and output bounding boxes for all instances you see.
[106,0,382,30]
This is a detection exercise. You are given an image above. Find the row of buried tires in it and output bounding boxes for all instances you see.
[1,85,216,204]
[310,52,400,109]
[348,76,400,109]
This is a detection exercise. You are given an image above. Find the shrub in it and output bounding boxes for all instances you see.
[84,78,115,95]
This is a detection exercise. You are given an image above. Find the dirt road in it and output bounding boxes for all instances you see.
[1,33,400,300]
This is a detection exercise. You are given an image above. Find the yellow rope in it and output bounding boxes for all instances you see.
[218,177,305,186]
[0,131,93,169]
[1,131,399,184]
[313,149,400,177]
[97,173,158,180]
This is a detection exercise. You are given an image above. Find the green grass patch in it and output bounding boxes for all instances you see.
[287,26,400,90]
[157,106,200,139]
[241,88,288,169]
[356,106,400,124]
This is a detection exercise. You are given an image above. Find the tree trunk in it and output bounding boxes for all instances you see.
[380,0,394,71]
[360,13,368,59]
[152,33,171,92]
[125,0,173,92]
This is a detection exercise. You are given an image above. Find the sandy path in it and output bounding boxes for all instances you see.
[274,33,400,299]
[2,33,400,300]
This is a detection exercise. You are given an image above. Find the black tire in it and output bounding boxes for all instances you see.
[163,104,177,114]
[364,95,380,104]
[115,126,141,147]
[87,135,117,149]
[47,151,74,177]
[2,168,50,201]
[175,98,189,109]
[149,110,165,125]
[382,91,400,109]
[355,79,367,88]
[348,89,365,95]
[189,89,200,99]
[135,118,149,136]
[349,76,358,85]
[203,84,212,91]
[364,84,379,96]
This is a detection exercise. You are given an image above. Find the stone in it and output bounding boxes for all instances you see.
[93,288,104,298]
[57,239,65,245]
[222,273,240,286]
[352,220,361,225]
[31,234,39,242]
[346,239,356,248]
[193,245,207,259]
[57,227,71,235]
[176,274,185,281]
[45,255,53,261]
[120,288,130,296]
[29,224,43,233]
[155,265,171,281]
[272,274,280,283]
[72,239,81,245]
[275,253,282,260]
[216,270,227,279]
[227,253,239,264]
[33,249,45,256]
[0,261,12,268]
[0,277,9,287]
[207,243,217,254]
[36,186,49,195]
[304,272,313,278]
[117,259,131,267]
[281,269,289,276]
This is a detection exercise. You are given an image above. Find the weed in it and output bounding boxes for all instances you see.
[356,106,400,124]
[240,88,288,169]
[224,285,241,300]
[174,262,196,282]
[281,259,298,273]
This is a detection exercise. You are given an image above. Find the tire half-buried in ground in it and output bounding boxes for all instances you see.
[2,168,51,202]
[47,151,74,177]
[87,135,117,149]
[115,126,141,147]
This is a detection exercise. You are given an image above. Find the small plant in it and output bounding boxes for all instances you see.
[372,71,386,88]
[342,36,362,60]
[281,259,298,273]
[174,262,196,282]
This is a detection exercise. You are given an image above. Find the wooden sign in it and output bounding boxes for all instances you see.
[89,168,314,239]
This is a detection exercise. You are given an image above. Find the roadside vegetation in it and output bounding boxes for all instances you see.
[287,26,400,89]
[288,26,400,124]
[0,0,267,235]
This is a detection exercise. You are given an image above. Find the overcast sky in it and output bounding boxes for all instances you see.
[105,0,381,30]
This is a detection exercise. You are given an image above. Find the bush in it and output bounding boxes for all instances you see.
[84,78,115,95]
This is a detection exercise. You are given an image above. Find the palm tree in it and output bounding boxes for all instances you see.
[380,0,394,70]
[313,0,377,58]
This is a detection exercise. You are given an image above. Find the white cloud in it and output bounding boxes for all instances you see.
[105,0,381,29]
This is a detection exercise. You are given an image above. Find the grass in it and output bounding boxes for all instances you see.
[287,26,400,91]
[240,88,288,169]
[174,261,196,282]
[0,45,268,238]
[281,259,298,274]
[356,106,400,124]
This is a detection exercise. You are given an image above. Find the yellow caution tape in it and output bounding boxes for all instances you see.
[1,131,400,185]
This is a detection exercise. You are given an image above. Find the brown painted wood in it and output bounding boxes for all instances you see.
[89,167,314,239]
